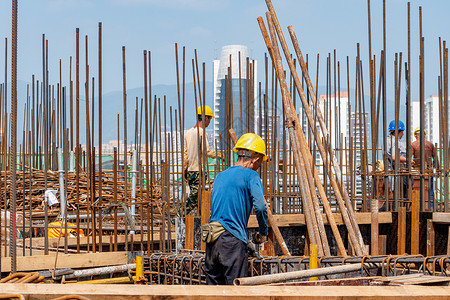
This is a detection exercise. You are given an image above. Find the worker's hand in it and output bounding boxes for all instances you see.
[252,232,266,245]
[247,241,263,259]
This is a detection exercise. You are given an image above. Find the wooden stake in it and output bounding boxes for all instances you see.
[397,206,406,254]
[200,191,212,251]
[184,215,195,251]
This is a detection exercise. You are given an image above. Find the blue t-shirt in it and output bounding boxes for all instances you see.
[210,166,268,244]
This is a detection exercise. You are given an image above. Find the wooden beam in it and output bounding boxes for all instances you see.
[1,251,128,273]
[1,283,450,299]
[247,212,392,228]
[432,212,450,224]
[397,207,406,255]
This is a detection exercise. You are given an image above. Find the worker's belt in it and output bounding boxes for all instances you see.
[201,221,225,243]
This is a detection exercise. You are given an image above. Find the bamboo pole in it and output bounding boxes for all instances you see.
[259,15,326,255]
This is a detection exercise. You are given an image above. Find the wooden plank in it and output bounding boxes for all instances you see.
[1,251,128,273]
[247,212,392,228]
[411,190,420,255]
[184,215,195,250]
[427,219,435,257]
[397,206,406,255]
[1,283,450,299]
[377,274,423,282]
[432,212,450,224]
[201,190,212,251]
[379,274,450,285]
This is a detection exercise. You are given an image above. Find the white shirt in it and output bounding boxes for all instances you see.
[184,126,218,171]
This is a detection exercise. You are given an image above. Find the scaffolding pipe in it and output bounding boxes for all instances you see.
[63,263,136,280]
[130,149,137,234]
[58,148,66,219]
[233,263,380,286]
[69,150,75,173]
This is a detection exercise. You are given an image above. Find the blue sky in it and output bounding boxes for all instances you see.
[0,0,449,102]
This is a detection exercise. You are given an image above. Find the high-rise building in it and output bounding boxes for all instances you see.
[212,45,257,148]
[316,92,350,148]
[314,92,369,201]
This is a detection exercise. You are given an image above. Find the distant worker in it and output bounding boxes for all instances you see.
[204,133,268,285]
[385,120,413,198]
[175,105,223,219]
[411,127,439,205]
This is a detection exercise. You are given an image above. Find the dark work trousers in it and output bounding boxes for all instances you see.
[205,230,248,285]
[174,171,200,219]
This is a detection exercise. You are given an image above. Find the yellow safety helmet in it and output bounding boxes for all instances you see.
[197,105,214,118]
[414,127,426,136]
[233,133,267,161]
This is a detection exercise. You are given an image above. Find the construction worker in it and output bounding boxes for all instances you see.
[175,105,223,219]
[411,127,439,207]
[204,133,268,285]
[385,120,413,199]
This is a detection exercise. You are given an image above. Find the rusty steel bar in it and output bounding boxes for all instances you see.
[9,0,19,273]
[75,28,80,253]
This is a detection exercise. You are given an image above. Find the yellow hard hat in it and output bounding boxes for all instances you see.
[414,127,426,135]
[197,105,214,118]
[233,133,267,161]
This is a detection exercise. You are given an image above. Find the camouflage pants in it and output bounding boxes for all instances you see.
[175,171,200,218]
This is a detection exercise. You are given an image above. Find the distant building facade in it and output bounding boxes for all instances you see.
[315,92,369,203]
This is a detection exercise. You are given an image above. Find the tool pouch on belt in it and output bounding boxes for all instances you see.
[201,221,225,243]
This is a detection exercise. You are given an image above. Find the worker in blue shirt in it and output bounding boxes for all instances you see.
[205,133,269,285]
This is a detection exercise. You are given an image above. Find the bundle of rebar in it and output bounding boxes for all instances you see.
[0,166,163,214]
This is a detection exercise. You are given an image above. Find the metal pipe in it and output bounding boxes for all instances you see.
[69,150,74,173]
[63,263,136,280]
[130,148,137,234]
[57,148,66,219]
[234,262,380,286]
